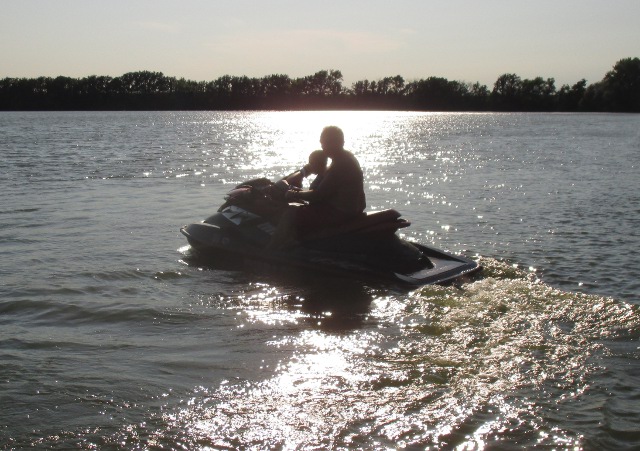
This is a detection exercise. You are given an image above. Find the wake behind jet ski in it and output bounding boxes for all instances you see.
[180,177,481,286]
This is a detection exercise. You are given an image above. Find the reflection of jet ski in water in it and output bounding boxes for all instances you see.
[181,178,481,285]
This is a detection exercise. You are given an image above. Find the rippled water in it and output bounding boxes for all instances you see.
[1,111,639,450]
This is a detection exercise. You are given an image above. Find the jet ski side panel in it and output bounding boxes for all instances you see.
[181,223,226,249]
[182,222,480,286]
[181,181,481,286]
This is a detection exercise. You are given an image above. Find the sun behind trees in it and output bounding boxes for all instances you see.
[1,58,638,112]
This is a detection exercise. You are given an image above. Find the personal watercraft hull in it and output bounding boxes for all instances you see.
[181,203,480,286]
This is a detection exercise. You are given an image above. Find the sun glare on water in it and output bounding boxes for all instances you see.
[241,111,421,175]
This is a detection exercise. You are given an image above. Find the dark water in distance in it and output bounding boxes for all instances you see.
[1,111,639,450]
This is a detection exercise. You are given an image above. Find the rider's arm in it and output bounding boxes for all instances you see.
[285,165,339,202]
[282,164,314,188]
[285,188,316,202]
[283,170,304,188]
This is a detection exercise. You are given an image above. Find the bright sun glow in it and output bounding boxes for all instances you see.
[243,111,418,173]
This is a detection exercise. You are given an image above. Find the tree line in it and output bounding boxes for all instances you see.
[1,57,638,112]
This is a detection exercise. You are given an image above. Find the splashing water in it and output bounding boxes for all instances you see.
[82,259,639,450]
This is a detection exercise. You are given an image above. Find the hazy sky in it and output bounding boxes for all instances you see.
[2,0,639,88]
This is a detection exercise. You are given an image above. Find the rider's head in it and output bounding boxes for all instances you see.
[308,150,328,175]
[320,126,344,157]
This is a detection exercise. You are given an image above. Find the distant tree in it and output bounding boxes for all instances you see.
[558,79,587,111]
[295,70,343,96]
[347,75,405,109]
[32,76,50,95]
[406,77,469,110]
[115,71,170,95]
[521,77,555,97]
[374,75,405,95]
[389,75,406,95]
[49,76,76,94]
[350,79,372,96]
[261,74,292,97]
[229,76,255,97]
[168,77,207,109]
[0,77,40,109]
[209,75,233,97]
[580,81,606,111]
[492,73,522,97]
[468,81,489,97]
[2,58,640,111]
[45,76,78,108]
[520,77,556,110]
[173,77,205,93]
[491,73,522,109]
[107,76,125,96]
[78,75,113,96]
[601,57,640,112]
[467,82,490,110]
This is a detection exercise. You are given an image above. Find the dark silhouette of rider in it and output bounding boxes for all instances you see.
[266,126,366,250]
[282,149,327,190]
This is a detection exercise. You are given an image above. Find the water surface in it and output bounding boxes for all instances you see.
[1,111,639,449]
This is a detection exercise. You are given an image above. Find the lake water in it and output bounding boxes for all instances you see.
[1,111,639,450]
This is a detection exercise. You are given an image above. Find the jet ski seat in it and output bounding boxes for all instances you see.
[302,209,410,242]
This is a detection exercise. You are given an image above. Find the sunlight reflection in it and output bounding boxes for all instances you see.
[147,259,640,449]
[242,111,425,175]
[275,350,351,393]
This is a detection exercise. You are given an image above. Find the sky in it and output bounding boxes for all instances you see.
[2,0,639,88]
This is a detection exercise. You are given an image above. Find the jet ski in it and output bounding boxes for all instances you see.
[180,178,481,286]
